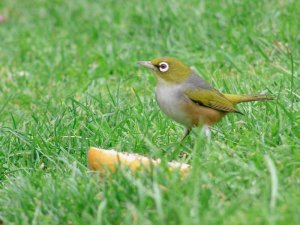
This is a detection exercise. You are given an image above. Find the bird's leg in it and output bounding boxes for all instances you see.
[202,125,211,139]
[181,128,192,141]
[179,128,192,158]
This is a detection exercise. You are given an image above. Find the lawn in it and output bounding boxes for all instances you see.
[0,0,299,224]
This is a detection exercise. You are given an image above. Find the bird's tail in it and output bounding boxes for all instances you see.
[223,94,274,105]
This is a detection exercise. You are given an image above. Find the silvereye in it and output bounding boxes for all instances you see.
[138,57,273,139]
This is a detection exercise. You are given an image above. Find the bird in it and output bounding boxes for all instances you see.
[138,57,273,139]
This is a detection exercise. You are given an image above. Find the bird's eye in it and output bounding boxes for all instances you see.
[158,62,169,72]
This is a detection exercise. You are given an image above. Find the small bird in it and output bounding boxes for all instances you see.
[138,57,273,139]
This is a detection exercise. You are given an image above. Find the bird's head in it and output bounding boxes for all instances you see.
[138,57,192,84]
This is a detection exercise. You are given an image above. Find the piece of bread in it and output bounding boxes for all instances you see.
[87,147,190,175]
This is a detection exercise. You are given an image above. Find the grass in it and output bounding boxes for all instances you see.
[0,0,299,224]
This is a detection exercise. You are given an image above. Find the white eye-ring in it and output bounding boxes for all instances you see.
[158,62,169,72]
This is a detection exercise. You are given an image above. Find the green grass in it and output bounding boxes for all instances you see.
[0,0,299,224]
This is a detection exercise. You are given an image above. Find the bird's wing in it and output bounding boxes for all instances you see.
[184,88,242,114]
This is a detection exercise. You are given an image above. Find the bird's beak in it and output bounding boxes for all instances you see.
[137,61,157,70]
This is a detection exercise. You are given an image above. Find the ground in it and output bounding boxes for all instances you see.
[0,0,299,224]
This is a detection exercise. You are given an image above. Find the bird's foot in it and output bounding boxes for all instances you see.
[179,151,189,159]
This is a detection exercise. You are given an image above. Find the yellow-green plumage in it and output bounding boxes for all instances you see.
[185,89,241,113]
[150,57,192,83]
